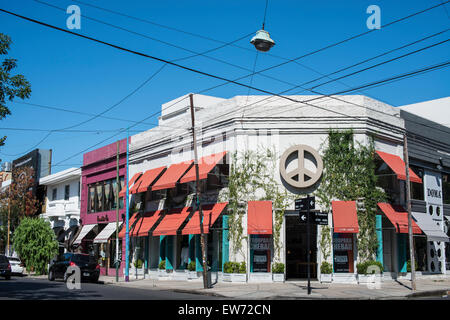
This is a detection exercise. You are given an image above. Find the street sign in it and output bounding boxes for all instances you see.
[311,212,328,225]
[298,211,328,225]
[299,212,309,223]
[295,196,315,211]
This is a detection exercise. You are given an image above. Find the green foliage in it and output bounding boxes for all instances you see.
[158,260,166,270]
[135,259,143,268]
[319,226,332,262]
[407,259,418,272]
[188,261,196,272]
[356,260,384,274]
[320,261,333,274]
[272,262,285,274]
[223,261,246,274]
[220,148,295,261]
[0,33,32,146]
[12,217,58,275]
[316,130,386,260]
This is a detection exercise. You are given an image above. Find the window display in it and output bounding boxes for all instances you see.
[333,233,354,273]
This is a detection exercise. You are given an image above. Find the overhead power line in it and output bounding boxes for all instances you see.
[3,7,448,165]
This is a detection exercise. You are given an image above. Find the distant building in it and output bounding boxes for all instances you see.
[12,149,52,216]
[39,167,81,255]
[399,96,450,128]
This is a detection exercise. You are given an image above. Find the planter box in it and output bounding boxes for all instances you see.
[187,271,199,280]
[158,269,168,278]
[172,270,188,281]
[223,273,247,282]
[249,273,272,283]
[357,274,382,284]
[332,273,358,284]
[272,273,285,282]
[320,274,332,283]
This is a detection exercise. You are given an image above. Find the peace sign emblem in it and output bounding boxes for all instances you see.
[279,145,323,189]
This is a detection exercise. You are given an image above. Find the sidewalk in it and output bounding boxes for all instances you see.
[99,275,450,300]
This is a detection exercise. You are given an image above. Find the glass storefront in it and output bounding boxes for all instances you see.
[250,235,272,272]
[333,233,354,273]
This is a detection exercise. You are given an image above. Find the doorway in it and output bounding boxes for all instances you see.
[285,215,317,280]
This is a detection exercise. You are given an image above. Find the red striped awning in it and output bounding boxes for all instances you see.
[152,207,193,236]
[247,201,273,235]
[377,202,422,234]
[376,150,422,184]
[181,202,228,235]
[332,201,359,233]
[119,213,139,238]
[119,172,142,197]
[151,161,193,191]
[130,211,163,237]
[136,166,166,193]
[179,151,227,184]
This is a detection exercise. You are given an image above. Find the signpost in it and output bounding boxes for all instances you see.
[294,196,328,295]
[295,196,315,295]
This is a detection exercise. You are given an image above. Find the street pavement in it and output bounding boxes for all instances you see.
[1,274,449,300]
[0,276,222,300]
[99,274,450,300]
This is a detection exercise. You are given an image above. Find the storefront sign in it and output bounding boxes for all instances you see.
[250,237,271,250]
[279,145,323,189]
[424,170,443,206]
[333,233,354,273]
[97,215,109,222]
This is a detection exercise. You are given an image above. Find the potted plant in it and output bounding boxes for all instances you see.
[320,261,332,283]
[357,260,383,283]
[187,261,198,280]
[158,260,167,277]
[272,262,285,282]
[223,261,247,282]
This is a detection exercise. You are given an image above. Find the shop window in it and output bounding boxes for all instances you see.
[104,182,112,211]
[415,237,428,271]
[375,158,398,202]
[332,233,354,273]
[87,176,124,213]
[96,184,103,212]
[64,185,70,201]
[250,235,272,272]
[443,173,450,205]
[410,166,424,200]
[176,235,189,270]
[206,164,229,191]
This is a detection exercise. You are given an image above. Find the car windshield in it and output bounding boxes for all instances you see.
[71,254,94,264]
[0,255,8,263]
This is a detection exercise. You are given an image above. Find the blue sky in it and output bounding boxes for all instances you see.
[0,0,449,172]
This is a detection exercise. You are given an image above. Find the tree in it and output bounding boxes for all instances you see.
[0,166,41,251]
[316,129,386,261]
[0,33,32,146]
[13,217,58,275]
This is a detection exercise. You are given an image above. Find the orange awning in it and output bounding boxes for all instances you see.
[247,201,273,235]
[332,201,359,233]
[179,151,227,184]
[151,160,193,191]
[130,211,163,237]
[152,207,193,236]
[377,202,422,234]
[136,166,166,193]
[118,213,139,238]
[376,151,422,183]
[119,172,142,197]
[181,202,228,235]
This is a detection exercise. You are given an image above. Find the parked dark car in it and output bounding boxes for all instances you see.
[48,253,100,283]
[0,254,11,280]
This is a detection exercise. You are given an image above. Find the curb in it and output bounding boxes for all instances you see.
[406,289,450,299]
